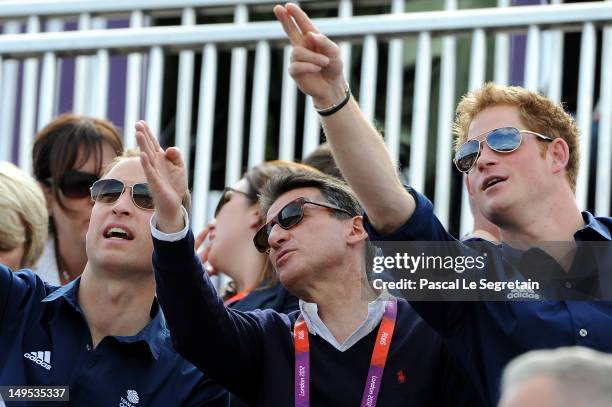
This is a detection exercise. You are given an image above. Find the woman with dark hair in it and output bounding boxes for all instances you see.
[197,160,316,313]
[32,114,123,285]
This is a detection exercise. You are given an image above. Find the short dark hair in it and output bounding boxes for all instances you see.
[259,169,362,221]
[259,169,377,276]
[33,114,124,212]
[302,143,344,181]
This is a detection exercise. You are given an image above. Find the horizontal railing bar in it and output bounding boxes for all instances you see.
[0,0,321,19]
[0,2,611,57]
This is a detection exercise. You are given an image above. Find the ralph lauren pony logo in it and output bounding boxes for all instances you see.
[396,369,406,384]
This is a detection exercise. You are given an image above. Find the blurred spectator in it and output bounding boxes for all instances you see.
[196,160,315,313]
[0,162,48,270]
[32,114,123,285]
[499,347,612,407]
[302,142,344,180]
[196,160,317,406]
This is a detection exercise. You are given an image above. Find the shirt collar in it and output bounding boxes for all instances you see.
[42,276,81,308]
[42,278,166,360]
[298,291,390,352]
[114,300,166,360]
[576,212,612,241]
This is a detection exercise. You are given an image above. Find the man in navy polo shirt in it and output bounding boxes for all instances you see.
[133,120,483,406]
[0,150,228,406]
[272,3,612,406]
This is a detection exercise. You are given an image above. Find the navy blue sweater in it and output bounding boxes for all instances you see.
[153,231,484,406]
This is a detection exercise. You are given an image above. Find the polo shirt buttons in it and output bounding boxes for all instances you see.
[86,344,92,351]
[579,329,588,337]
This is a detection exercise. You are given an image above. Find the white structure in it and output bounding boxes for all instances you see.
[0,0,611,235]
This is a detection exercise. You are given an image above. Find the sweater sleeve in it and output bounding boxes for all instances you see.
[152,230,288,404]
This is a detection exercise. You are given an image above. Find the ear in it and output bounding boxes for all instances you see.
[346,216,369,245]
[39,182,54,216]
[465,175,476,199]
[248,203,262,230]
[548,137,570,175]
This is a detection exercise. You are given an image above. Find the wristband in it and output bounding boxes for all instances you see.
[315,87,351,117]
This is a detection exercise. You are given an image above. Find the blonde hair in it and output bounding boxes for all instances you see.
[453,83,580,193]
[0,162,48,268]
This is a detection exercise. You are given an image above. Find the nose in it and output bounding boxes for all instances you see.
[268,222,289,251]
[111,188,134,216]
[474,142,498,171]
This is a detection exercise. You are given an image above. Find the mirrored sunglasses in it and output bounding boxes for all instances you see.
[90,178,154,211]
[454,126,553,173]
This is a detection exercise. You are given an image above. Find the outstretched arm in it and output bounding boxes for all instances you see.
[274,3,415,234]
[135,121,277,403]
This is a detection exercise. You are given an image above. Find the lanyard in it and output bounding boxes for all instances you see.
[294,297,398,407]
[223,289,252,306]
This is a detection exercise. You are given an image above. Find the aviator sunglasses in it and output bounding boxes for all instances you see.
[46,171,99,199]
[90,178,155,211]
[454,126,554,173]
[253,197,353,253]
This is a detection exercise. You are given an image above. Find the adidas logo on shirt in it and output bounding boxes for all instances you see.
[24,351,51,370]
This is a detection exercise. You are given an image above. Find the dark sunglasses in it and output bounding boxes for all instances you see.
[90,178,155,211]
[253,197,353,253]
[454,126,554,173]
[46,171,99,199]
[214,187,253,217]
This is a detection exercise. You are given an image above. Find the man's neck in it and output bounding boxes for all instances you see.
[499,193,585,270]
[500,192,584,242]
[304,274,378,344]
[78,265,155,348]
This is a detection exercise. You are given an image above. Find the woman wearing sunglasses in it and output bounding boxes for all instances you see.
[196,161,315,315]
[32,114,123,285]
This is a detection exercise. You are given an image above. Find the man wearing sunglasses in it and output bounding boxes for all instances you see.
[138,120,481,405]
[0,147,228,406]
[274,3,612,406]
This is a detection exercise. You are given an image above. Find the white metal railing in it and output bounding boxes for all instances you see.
[1,0,611,236]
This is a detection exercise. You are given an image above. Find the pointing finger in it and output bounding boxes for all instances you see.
[274,5,302,45]
[285,3,320,36]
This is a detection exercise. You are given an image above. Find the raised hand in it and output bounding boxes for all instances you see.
[135,120,188,233]
[273,3,346,108]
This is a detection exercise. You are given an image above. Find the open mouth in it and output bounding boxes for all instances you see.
[103,226,134,240]
[482,176,507,191]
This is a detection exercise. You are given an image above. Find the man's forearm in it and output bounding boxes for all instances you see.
[319,96,416,234]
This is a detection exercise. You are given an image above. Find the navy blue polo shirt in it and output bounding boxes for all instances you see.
[364,187,612,406]
[0,266,229,407]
